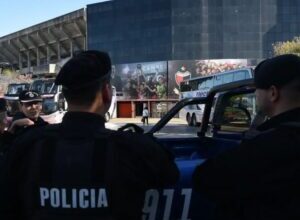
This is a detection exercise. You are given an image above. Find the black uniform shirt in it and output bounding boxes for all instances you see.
[0,112,179,220]
[193,107,300,220]
[11,112,48,136]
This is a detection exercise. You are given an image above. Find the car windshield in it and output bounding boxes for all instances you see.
[6,84,29,95]
[31,80,57,94]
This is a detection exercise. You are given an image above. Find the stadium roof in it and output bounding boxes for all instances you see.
[0,9,86,73]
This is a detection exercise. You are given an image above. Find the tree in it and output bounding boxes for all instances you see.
[273,37,300,56]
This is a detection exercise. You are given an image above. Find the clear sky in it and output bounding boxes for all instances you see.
[0,0,106,37]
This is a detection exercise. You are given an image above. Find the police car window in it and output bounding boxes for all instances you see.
[217,93,256,133]
[153,102,201,138]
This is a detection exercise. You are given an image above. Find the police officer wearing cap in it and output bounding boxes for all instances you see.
[0,50,179,220]
[8,90,48,135]
[193,54,300,220]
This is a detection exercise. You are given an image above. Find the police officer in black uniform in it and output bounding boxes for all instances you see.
[0,98,10,156]
[0,50,179,220]
[8,90,48,135]
[193,54,300,220]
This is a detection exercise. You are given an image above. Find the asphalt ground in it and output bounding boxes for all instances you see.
[106,117,187,130]
[37,112,197,137]
[109,117,187,125]
[106,117,199,137]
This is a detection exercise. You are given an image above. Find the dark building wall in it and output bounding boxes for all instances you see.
[87,1,115,58]
[218,0,261,59]
[172,0,300,59]
[87,0,172,64]
[87,0,300,64]
[172,0,264,59]
[171,0,203,60]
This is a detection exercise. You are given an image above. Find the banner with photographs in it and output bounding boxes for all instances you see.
[112,61,168,100]
[167,59,249,99]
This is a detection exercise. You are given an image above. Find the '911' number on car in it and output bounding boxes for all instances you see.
[143,188,192,220]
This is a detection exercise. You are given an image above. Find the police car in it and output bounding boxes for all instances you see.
[123,79,257,219]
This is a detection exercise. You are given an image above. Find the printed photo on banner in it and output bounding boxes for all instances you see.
[112,61,168,100]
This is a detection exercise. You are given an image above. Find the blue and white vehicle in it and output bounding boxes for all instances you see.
[120,79,259,219]
[179,68,253,126]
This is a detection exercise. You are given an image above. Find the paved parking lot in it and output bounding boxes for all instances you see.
[109,117,187,125]
[106,117,199,137]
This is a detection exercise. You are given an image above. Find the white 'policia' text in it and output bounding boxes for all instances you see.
[39,187,108,209]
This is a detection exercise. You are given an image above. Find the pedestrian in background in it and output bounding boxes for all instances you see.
[142,106,149,125]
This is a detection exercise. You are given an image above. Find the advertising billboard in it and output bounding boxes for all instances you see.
[168,59,249,98]
[112,61,168,100]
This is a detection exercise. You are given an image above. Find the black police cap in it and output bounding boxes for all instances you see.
[254,54,300,89]
[55,50,112,90]
[19,90,42,103]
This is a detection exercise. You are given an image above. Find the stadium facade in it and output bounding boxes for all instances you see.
[0,0,300,117]
[87,0,300,63]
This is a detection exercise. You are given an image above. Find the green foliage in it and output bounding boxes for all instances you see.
[273,37,300,56]
[1,68,16,77]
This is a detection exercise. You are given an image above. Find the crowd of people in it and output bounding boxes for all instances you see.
[195,60,247,76]
[122,66,167,99]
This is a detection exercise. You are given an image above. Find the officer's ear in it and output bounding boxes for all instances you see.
[269,85,280,103]
[102,82,112,105]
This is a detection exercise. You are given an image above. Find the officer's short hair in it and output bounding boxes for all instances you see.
[254,54,300,91]
[55,50,112,105]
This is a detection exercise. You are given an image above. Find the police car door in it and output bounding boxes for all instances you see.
[144,79,255,220]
